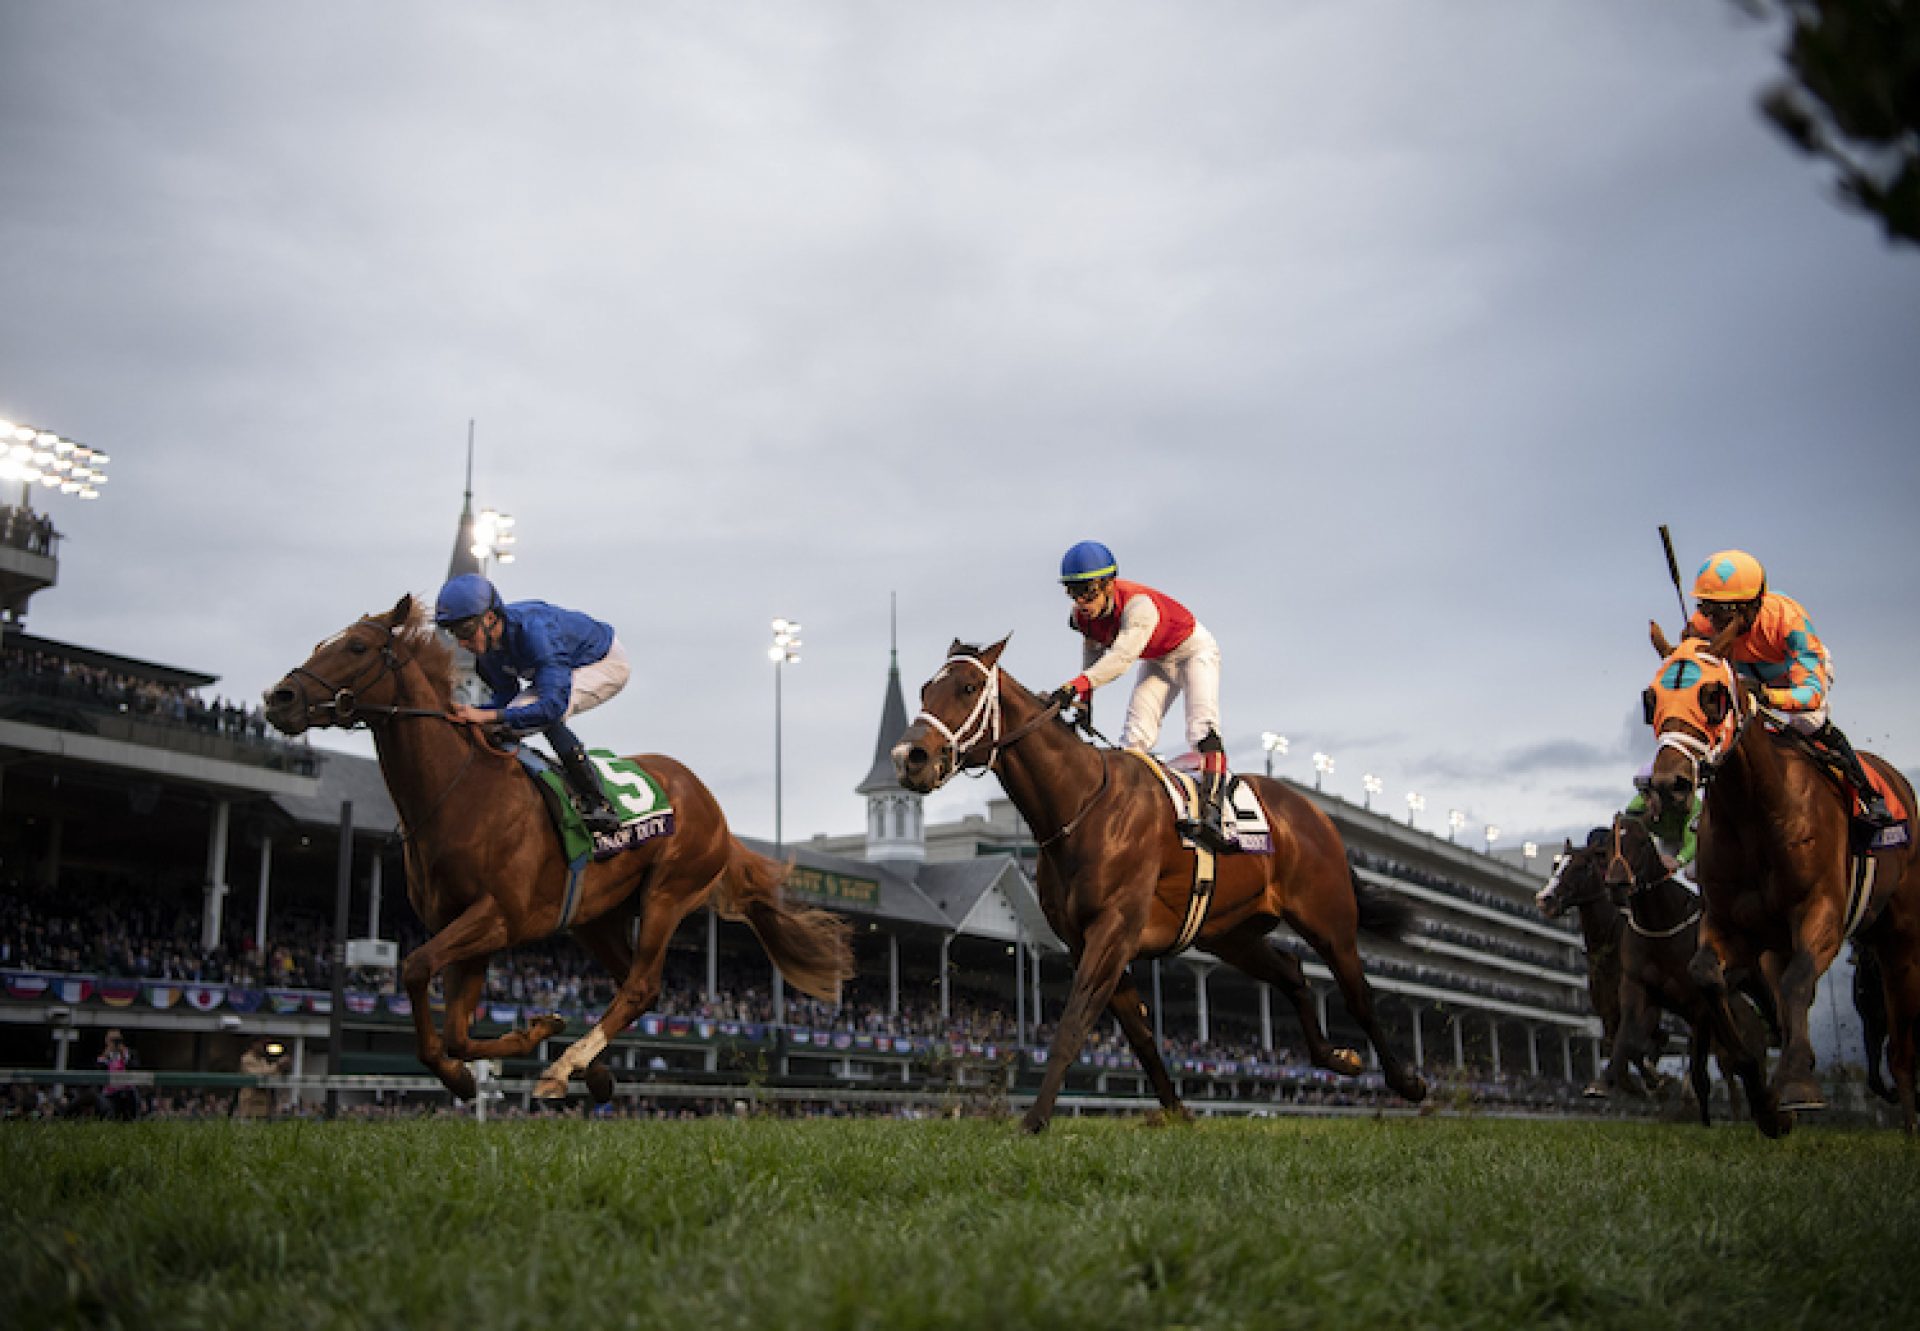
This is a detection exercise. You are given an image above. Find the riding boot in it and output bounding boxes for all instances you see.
[1178,730,1237,853]
[1818,723,1894,828]
[548,726,623,835]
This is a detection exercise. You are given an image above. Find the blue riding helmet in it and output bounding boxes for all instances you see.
[1060,540,1118,584]
[434,573,500,625]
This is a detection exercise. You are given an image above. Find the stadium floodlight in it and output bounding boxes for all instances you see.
[469,507,516,568]
[1447,809,1466,842]
[1523,840,1539,864]
[1485,824,1500,853]
[769,618,803,851]
[1406,791,1425,826]
[0,417,109,501]
[1311,751,1334,791]
[1361,773,1382,809]
[1260,731,1288,777]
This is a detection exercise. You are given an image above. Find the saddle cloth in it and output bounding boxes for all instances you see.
[1126,752,1275,958]
[516,746,677,864]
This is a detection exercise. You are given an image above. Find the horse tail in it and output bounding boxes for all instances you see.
[1350,868,1414,941]
[712,838,854,1004]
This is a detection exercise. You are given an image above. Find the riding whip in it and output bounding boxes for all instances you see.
[1658,525,1688,633]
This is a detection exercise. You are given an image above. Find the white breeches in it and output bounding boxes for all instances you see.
[1121,625,1221,752]
[509,637,631,722]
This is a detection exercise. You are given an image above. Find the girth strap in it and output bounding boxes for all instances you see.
[1125,751,1218,956]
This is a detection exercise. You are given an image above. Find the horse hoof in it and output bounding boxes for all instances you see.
[1395,1073,1428,1104]
[1019,1112,1050,1135]
[533,1074,569,1100]
[1777,1081,1827,1113]
[1582,1084,1609,1100]
[582,1064,616,1106]
[1145,1106,1194,1129]
[446,1067,477,1101]
[1327,1048,1364,1076]
[530,1013,567,1043]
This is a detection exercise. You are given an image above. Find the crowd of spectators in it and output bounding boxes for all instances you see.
[1352,850,1551,924]
[0,504,57,556]
[0,639,306,765]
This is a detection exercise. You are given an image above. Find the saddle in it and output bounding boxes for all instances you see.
[514,745,677,863]
[1127,752,1275,957]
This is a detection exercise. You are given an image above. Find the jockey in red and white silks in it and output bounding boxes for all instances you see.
[1052,541,1233,852]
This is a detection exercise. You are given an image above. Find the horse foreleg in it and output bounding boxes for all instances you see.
[1685,1022,1713,1127]
[441,961,567,1063]
[1688,941,1787,1137]
[1771,909,1843,1112]
[1881,946,1920,1135]
[1210,930,1361,1076]
[1022,910,1139,1134]
[1104,968,1186,1119]
[536,893,685,1099]
[400,900,512,1099]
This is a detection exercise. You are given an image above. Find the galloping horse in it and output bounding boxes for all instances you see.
[1643,621,1920,1134]
[264,596,852,1101]
[893,639,1427,1133]
[1535,830,1670,1098]
[1541,820,1759,1124]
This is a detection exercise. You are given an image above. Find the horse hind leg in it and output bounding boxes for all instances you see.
[1209,930,1362,1076]
[1284,917,1427,1103]
[1689,941,1789,1137]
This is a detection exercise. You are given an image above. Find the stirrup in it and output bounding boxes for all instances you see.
[1859,793,1895,829]
[577,798,624,835]
[1178,808,1236,854]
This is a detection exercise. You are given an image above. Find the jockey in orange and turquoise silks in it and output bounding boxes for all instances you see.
[1687,549,1891,826]
[1051,540,1235,853]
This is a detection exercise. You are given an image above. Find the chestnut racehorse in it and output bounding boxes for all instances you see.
[893,639,1427,1133]
[1643,621,1920,1135]
[264,596,852,1102]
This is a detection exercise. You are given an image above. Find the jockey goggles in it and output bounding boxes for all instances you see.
[1065,580,1107,602]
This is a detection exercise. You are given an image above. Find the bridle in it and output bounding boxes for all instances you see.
[286,617,450,728]
[1652,650,1751,797]
[912,653,1065,782]
[1607,814,1701,940]
[911,652,1110,848]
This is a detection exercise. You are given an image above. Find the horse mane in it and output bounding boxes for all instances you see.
[392,597,457,706]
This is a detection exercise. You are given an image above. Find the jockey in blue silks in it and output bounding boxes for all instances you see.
[434,573,630,834]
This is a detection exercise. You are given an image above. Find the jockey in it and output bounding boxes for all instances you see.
[1626,762,1698,891]
[434,573,630,835]
[1687,549,1891,827]
[1050,540,1234,853]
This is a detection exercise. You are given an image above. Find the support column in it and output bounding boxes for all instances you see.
[1015,938,1027,1045]
[1192,961,1212,1044]
[773,971,785,1025]
[1259,983,1273,1053]
[366,855,383,938]
[939,933,951,1020]
[889,934,900,1018]
[201,798,231,951]
[706,907,717,1004]
[1030,946,1042,1029]
[1592,1035,1603,1074]
[1452,1012,1465,1069]
[254,837,273,953]
[1489,1016,1501,1078]
[1561,1030,1573,1081]
[1410,1001,1424,1069]
[1315,985,1329,1035]
[1527,1022,1540,1077]
[1151,960,1164,1044]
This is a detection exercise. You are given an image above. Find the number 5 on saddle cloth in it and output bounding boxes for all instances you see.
[512,744,676,864]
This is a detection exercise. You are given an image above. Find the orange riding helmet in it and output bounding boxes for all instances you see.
[1692,550,1766,604]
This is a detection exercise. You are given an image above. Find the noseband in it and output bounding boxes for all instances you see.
[287,618,446,728]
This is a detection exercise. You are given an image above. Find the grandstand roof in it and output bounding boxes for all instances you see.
[1,627,217,689]
[270,749,400,836]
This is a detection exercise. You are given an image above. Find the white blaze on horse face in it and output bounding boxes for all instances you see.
[1536,856,1569,912]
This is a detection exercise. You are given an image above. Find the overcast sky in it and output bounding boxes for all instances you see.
[4,2,1917,860]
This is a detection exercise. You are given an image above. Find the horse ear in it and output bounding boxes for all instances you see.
[980,634,1012,668]
[389,594,414,626]
[1649,620,1673,658]
[947,638,967,658]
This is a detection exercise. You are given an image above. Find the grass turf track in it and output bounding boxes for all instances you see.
[3,1115,1917,1331]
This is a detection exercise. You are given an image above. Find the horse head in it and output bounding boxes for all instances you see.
[1642,618,1745,822]
[892,636,1019,793]
[1602,813,1672,905]
[1536,830,1612,918]
[263,594,451,735]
